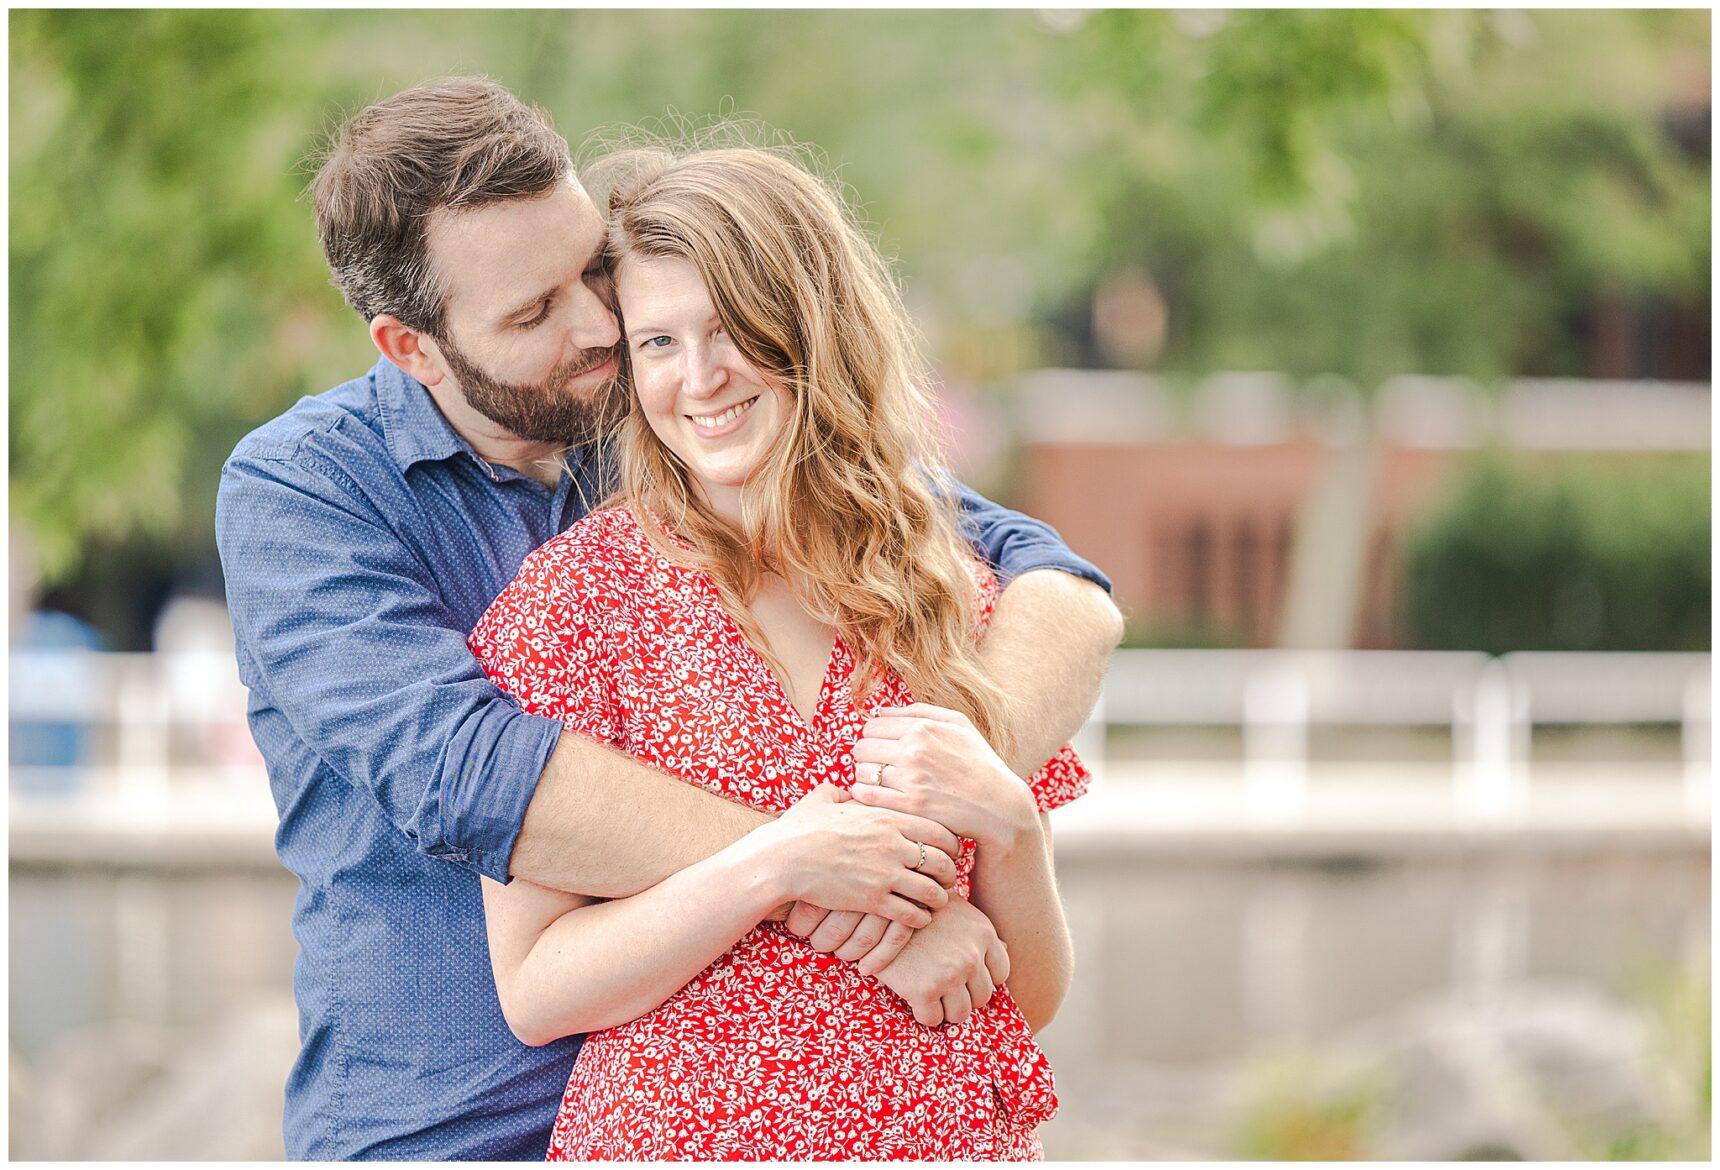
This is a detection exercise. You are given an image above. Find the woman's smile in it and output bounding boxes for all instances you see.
[617,255,790,520]
[686,395,760,436]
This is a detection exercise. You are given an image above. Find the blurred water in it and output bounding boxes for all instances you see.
[9,840,1709,1159]
[9,868,298,1063]
[1048,847,1707,1066]
[1046,844,1710,1158]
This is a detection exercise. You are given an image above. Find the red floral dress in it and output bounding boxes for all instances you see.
[468,507,1089,1161]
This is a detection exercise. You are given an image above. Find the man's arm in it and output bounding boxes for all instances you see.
[952,482,1124,772]
[221,450,952,929]
[982,569,1124,775]
[509,732,771,896]
[506,605,1125,908]
[219,450,560,882]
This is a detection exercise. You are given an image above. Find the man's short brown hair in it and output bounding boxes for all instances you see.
[310,76,572,336]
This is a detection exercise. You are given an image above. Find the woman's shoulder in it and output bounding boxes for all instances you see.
[528,505,655,578]
[469,509,645,726]
[484,508,659,635]
[959,550,1002,625]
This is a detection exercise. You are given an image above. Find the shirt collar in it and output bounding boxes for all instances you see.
[372,355,474,472]
[370,355,601,486]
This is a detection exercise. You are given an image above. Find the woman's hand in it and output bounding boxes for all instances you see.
[751,784,960,928]
[849,703,1040,852]
[784,904,917,972]
[869,895,1011,1028]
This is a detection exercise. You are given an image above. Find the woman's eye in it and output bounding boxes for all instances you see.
[639,335,673,350]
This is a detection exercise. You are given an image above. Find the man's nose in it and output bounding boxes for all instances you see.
[569,284,620,350]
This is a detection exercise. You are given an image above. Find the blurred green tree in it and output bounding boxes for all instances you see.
[1046,9,1709,386]
[10,10,369,582]
[1404,454,1710,653]
[9,9,1710,616]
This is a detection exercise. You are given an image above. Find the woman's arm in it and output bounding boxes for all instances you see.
[482,835,782,1046]
[849,704,1075,1031]
[962,813,1071,1031]
[484,783,963,1046]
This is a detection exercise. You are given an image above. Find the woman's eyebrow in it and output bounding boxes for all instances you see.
[625,306,719,336]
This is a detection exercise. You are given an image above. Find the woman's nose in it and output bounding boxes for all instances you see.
[685,344,729,398]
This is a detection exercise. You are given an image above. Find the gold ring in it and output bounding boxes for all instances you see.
[914,842,927,872]
[879,761,892,785]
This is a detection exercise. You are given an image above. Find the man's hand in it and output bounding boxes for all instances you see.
[868,895,1010,1028]
[851,703,1040,851]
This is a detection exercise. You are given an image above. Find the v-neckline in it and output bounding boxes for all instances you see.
[760,632,841,733]
[634,508,844,737]
[710,593,842,737]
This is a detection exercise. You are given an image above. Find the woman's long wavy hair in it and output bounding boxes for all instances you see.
[581,138,1015,760]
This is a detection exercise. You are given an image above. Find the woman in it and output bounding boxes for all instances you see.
[467,143,1088,1160]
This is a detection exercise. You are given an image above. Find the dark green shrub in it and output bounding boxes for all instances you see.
[1404,453,1709,653]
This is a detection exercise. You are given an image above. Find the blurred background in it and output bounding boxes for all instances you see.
[9,8,1710,1160]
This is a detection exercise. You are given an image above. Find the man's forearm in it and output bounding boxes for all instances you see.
[984,569,1124,775]
[507,732,771,897]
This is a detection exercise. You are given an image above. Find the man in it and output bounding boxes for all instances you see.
[217,76,1122,1161]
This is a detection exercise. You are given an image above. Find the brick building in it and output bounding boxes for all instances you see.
[1011,371,1710,649]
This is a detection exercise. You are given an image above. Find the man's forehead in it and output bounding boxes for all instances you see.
[427,175,604,313]
[427,174,598,249]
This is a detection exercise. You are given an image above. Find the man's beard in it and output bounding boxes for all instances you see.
[436,332,621,446]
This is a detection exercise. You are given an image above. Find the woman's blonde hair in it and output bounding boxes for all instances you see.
[582,136,1015,759]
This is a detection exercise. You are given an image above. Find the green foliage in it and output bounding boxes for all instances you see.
[1047,10,1709,386]
[9,10,1711,588]
[10,10,371,580]
[1234,1057,1385,1160]
[1191,10,1431,203]
[1403,453,1710,653]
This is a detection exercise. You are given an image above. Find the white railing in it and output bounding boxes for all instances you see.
[1076,648,1710,824]
[9,647,1712,834]
[9,648,270,833]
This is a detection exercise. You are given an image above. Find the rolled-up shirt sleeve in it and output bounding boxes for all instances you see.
[951,479,1113,594]
[217,447,559,882]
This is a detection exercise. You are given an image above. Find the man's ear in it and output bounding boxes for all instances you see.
[370,314,447,387]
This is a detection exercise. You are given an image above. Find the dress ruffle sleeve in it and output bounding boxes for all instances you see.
[467,528,624,748]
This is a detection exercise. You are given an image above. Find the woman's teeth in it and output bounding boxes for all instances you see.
[689,397,758,428]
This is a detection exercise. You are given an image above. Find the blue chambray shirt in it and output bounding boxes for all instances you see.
[215,356,1112,1161]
